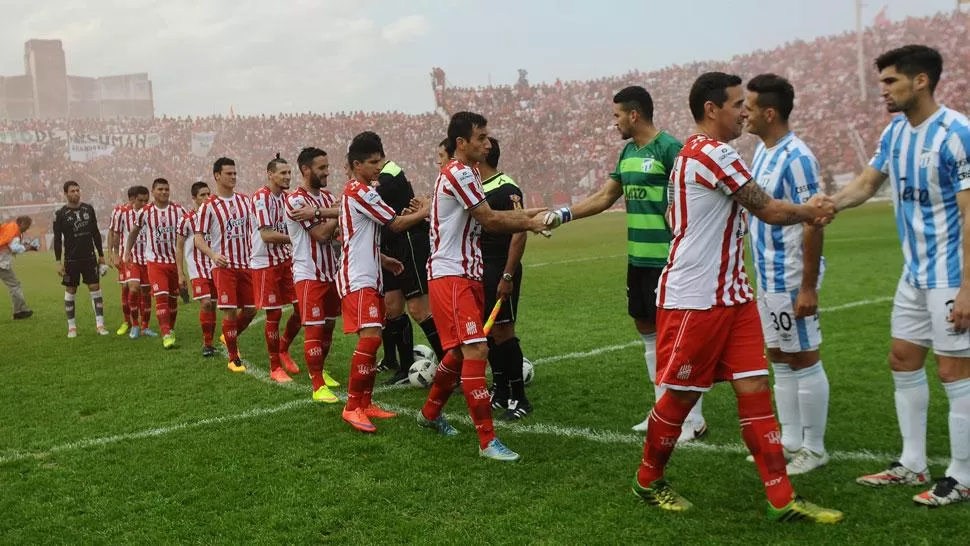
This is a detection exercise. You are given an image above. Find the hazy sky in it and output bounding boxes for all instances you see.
[1,0,961,116]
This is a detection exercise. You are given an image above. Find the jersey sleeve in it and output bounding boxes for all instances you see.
[663,139,684,174]
[784,155,821,204]
[353,187,396,225]
[445,166,486,209]
[177,214,191,238]
[134,206,147,228]
[944,125,970,192]
[696,143,752,195]
[109,208,122,233]
[869,122,895,175]
[195,202,213,235]
[253,191,273,229]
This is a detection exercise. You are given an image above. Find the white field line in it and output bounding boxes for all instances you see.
[819,296,893,312]
[526,254,625,268]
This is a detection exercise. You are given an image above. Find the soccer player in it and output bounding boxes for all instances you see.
[177,181,218,357]
[744,74,830,475]
[115,186,154,339]
[353,131,445,385]
[437,138,452,169]
[126,178,187,349]
[336,134,430,433]
[479,137,532,419]
[107,195,134,335]
[285,146,342,402]
[542,86,707,438]
[0,215,36,320]
[625,72,842,522]
[53,181,108,337]
[252,155,303,383]
[195,157,258,373]
[828,45,970,507]
[418,112,548,461]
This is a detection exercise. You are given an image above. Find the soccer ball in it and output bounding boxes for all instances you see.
[413,344,437,364]
[408,358,437,388]
[523,357,534,385]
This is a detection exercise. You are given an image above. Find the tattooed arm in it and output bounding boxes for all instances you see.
[730,182,832,226]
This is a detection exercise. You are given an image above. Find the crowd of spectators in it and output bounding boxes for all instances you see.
[1,10,967,218]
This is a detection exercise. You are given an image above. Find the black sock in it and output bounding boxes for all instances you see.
[501,337,528,405]
[419,316,445,361]
[394,315,414,370]
[488,337,510,399]
[381,315,403,369]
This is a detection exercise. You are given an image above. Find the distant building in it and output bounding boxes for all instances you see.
[0,39,153,120]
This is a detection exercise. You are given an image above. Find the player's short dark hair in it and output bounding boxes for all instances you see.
[151,177,169,189]
[613,86,654,122]
[267,153,288,172]
[484,137,501,169]
[438,138,454,159]
[15,215,32,229]
[353,131,385,157]
[63,180,79,193]
[347,134,384,167]
[297,147,327,171]
[875,44,943,92]
[447,111,487,151]
[746,73,795,122]
[213,157,235,174]
[131,185,150,197]
[190,181,210,198]
[689,72,744,122]
[126,186,140,199]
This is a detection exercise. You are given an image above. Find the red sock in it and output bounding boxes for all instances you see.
[140,289,152,328]
[280,313,301,353]
[237,312,255,335]
[265,309,282,372]
[168,296,178,331]
[421,351,462,420]
[121,284,131,324]
[200,308,216,346]
[347,336,381,410]
[460,358,495,449]
[223,317,240,361]
[304,324,325,391]
[637,392,694,486]
[154,294,171,335]
[738,391,795,509]
[127,287,140,328]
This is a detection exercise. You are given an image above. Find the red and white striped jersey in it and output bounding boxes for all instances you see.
[336,179,396,297]
[178,210,213,280]
[658,134,754,310]
[284,187,338,283]
[196,193,252,270]
[427,159,486,280]
[120,207,149,266]
[136,202,187,264]
[109,204,130,253]
[250,186,292,269]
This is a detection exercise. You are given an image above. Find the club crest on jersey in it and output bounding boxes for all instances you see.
[641,158,654,172]
[368,304,378,318]
[919,150,936,168]
[466,321,477,335]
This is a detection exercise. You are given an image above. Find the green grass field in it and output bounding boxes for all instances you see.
[1,203,965,544]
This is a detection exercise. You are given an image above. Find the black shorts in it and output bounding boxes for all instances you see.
[627,265,662,323]
[63,258,99,288]
[382,231,431,299]
[483,261,521,326]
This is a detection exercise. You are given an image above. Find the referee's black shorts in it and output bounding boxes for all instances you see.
[382,231,431,299]
[482,260,521,326]
[627,264,663,324]
[63,257,99,287]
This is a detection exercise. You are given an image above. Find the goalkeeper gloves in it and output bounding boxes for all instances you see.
[542,207,572,229]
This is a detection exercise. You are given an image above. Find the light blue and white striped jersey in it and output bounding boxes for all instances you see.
[871,107,970,289]
[749,132,824,293]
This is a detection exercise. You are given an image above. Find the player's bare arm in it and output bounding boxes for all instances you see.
[106,230,118,268]
[732,183,831,226]
[308,219,338,243]
[544,178,624,228]
[795,223,823,318]
[387,197,430,233]
[291,204,339,223]
[830,166,888,212]
[175,234,188,288]
[498,232,527,300]
[258,227,290,245]
[471,202,548,234]
[950,190,970,330]
[123,223,142,263]
[380,254,404,276]
[193,233,228,268]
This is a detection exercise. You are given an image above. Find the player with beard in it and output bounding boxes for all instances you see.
[53,181,108,337]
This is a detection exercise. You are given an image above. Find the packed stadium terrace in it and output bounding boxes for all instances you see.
[1,10,968,219]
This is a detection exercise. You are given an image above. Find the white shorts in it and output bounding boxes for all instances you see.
[758,290,822,353]
[891,276,970,356]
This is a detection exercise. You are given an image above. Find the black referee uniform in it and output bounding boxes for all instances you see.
[53,202,103,287]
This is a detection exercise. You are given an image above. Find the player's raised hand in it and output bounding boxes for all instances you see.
[949,288,970,331]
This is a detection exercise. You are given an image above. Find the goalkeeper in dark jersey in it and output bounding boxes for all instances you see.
[53,181,107,338]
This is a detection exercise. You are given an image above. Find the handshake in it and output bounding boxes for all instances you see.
[805,194,837,226]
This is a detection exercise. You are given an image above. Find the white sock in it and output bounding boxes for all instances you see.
[795,361,829,454]
[686,394,704,424]
[64,292,76,329]
[772,362,802,452]
[944,378,970,486]
[893,368,930,472]
[642,332,663,402]
[91,290,105,327]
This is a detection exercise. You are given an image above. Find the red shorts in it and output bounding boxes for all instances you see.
[191,277,216,300]
[212,268,255,309]
[295,280,340,325]
[126,263,150,287]
[656,302,768,392]
[148,262,179,296]
[428,276,487,352]
[341,287,385,334]
[252,262,297,310]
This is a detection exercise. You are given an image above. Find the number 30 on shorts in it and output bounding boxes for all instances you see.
[770,311,793,332]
